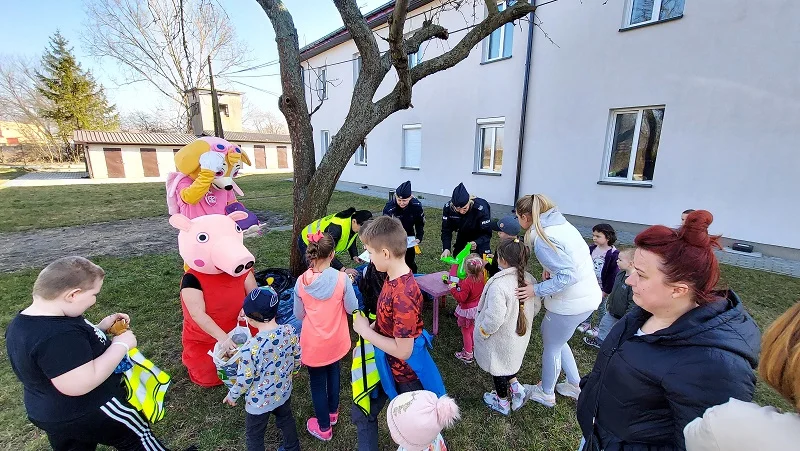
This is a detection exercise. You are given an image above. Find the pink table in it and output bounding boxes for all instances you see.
[415,271,451,336]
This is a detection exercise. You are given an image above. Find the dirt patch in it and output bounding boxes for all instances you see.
[0,212,290,273]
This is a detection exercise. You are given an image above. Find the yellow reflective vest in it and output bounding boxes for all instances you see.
[302,213,357,253]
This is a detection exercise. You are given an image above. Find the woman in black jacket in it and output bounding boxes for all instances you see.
[576,210,761,451]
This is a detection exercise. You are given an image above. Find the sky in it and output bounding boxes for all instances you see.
[0,0,387,118]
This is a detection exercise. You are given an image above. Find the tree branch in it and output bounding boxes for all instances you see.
[332,0,381,72]
[387,1,412,109]
[484,0,499,16]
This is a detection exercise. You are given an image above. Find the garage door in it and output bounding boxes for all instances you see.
[103,148,125,178]
[140,148,159,177]
[254,145,267,169]
[277,146,288,169]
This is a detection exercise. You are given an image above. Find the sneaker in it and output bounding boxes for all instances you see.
[555,380,581,400]
[524,383,556,408]
[455,350,474,364]
[510,382,527,411]
[483,391,511,416]
[587,327,599,338]
[583,336,602,349]
[329,411,339,426]
[306,417,332,441]
[576,321,591,334]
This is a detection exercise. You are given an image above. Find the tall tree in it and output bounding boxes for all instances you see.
[36,31,118,158]
[83,0,249,129]
[256,0,539,274]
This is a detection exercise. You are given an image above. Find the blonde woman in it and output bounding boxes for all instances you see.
[514,194,601,407]
[684,301,800,450]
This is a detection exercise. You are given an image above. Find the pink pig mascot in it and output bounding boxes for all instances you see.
[170,211,258,387]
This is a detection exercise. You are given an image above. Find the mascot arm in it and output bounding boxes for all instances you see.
[179,169,216,205]
[182,287,228,342]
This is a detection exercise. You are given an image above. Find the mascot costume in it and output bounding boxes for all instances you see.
[166,136,260,234]
[171,211,257,387]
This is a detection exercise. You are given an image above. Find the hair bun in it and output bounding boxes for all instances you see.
[681,210,713,247]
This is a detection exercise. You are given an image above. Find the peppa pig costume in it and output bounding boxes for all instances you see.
[170,211,256,387]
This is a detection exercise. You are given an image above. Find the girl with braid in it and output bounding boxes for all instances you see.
[473,239,541,416]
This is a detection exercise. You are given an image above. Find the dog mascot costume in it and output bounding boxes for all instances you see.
[166,136,259,233]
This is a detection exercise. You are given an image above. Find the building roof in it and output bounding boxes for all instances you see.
[74,130,291,146]
[201,130,291,143]
[299,0,437,61]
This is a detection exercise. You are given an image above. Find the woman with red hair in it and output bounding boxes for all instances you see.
[575,210,761,451]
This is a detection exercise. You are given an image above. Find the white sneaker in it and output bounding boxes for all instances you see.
[510,382,527,411]
[483,391,511,416]
[555,380,581,400]
[524,383,556,408]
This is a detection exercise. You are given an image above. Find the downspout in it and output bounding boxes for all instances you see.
[513,10,536,203]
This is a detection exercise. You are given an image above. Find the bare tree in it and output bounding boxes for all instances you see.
[0,56,62,162]
[83,0,250,129]
[255,0,539,274]
[242,103,289,135]
[120,108,182,133]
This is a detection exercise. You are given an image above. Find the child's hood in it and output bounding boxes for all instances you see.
[300,267,342,300]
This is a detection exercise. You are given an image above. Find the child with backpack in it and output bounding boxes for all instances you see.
[448,254,486,364]
[474,239,541,415]
[293,232,360,441]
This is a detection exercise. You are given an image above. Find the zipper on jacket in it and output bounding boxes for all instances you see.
[587,345,618,450]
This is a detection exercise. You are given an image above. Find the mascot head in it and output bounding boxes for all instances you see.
[174,137,251,191]
[170,211,255,276]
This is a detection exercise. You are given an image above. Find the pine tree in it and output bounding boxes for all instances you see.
[36,31,118,159]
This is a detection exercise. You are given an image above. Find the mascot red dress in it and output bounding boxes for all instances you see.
[170,211,257,387]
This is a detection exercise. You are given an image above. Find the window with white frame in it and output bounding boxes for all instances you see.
[315,66,328,101]
[353,54,361,86]
[626,0,684,27]
[475,118,505,173]
[408,48,423,69]
[602,107,665,183]
[355,140,367,165]
[402,125,422,169]
[321,130,330,156]
[483,1,514,62]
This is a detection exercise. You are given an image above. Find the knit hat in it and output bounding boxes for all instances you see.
[243,286,279,322]
[451,183,470,208]
[387,391,460,451]
[490,214,522,236]
[396,181,412,198]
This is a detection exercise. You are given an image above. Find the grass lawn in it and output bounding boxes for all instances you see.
[0,187,797,450]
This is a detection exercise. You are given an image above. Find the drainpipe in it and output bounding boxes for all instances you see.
[513,11,536,204]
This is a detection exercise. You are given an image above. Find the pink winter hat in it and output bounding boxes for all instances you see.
[387,391,460,451]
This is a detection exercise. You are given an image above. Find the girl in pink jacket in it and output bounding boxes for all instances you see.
[293,232,359,442]
[449,254,486,364]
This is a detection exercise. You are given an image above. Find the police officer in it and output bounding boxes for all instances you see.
[383,180,425,273]
[441,183,492,259]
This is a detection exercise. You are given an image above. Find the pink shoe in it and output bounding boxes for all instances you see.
[455,350,474,364]
[329,411,339,426]
[306,417,332,441]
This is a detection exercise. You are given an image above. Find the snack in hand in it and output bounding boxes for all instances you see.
[108,318,130,336]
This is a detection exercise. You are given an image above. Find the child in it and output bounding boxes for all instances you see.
[293,232,359,441]
[386,390,460,451]
[352,216,426,451]
[449,254,486,364]
[577,223,619,337]
[5,256,169,450]
[474,239,541,415]
[584,248,636,349]
[224,286,301,451]
[485,214,522,277]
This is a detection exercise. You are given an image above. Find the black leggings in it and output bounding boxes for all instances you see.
[492,374,518,399]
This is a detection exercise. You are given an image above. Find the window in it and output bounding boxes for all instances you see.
[402,125,422,169]
[219,104,229,117]
[475,118,504,173]
[626,0,684,27]
[353,54,361,86]
[315,67,328,100]
[355,140,367,165]
[602,107,665,183]
[408,48,423,69]
[483,1,514,62]
[321,130,330,156]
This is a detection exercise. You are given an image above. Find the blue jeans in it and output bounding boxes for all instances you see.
[307,360,341,430]
[597,312,620,342]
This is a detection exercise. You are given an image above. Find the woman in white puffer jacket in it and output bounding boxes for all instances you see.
[514,194,601,408]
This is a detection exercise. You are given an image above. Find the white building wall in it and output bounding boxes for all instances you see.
[306,1,529,206]
[520,0,800,250]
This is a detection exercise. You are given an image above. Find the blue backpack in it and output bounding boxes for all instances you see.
[373,329,446,399]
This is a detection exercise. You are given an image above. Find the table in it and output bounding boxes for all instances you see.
[414,271,451,336]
